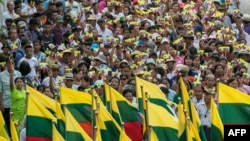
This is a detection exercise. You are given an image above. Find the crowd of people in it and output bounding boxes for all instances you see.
[0,0,249,140]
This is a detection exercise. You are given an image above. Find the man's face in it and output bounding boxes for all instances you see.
[25,48,33,57]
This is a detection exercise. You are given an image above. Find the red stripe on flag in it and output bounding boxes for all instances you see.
[27,137,52,141]
[79,122,92,137]
[124,122,143,141]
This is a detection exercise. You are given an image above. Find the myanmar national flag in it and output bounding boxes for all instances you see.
[186,120,201,141]
[52,123,65,141]
[97,103,131,141]
[0,111,10,140]
[105,84,143,141]
[178,103,186,141]
[26,95,57,141]
[135,76,176,116]
[218,83,250,124]
[211,97,224,141]
[10,116,19,141]
[27,86,65,139]
[179,78,207,141]
[64,107,92,141]
[27,86,56,112]
[147,101,179,141]
[60,87,93,137]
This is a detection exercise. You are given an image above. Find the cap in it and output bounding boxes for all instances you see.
[146,58,156,66]
[119,59,128,67]
[56,15,63,23]
[94,80,104,87]
[17,21,26,28]
[48,43,57,50]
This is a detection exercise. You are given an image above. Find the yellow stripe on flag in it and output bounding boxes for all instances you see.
[218,83,250,104]
[11,117,19,141]
[64,107,92,141]
[0,111,10,140]
[52,123,65,141]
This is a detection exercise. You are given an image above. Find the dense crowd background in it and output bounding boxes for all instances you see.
[0,0,249,140]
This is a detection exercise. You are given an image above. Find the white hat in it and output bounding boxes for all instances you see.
[146,58,156,66]
[242,14,250,22]
[161,37,169,44]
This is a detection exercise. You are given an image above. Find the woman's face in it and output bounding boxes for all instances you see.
[206,77,215,87]
[229,79,238,89]
[124,92,133,103]
[111,78,119,89]
[74,71,83,80]
[215,65,224,75]
[193,57,200,67]
[15,79,24,89]
[185,57,193,66]
[123,7,129,15]
[161,79,170,88]
[44,88,52,97]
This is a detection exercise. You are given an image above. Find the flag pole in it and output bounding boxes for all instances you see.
[64,104,68,141]
[145,92,151,141]
[93,95,99,141]
[91,89,96,141]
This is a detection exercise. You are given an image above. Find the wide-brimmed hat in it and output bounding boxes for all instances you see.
[93,54,107,64]
[119,59,128,67]
[50,63,59,69]
[87,14,97,20]
[64,73,74,80]
[176,64,189,72]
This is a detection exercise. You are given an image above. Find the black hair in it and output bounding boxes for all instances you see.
[25,45,33,50]
[82,75,90,82]
[160,87,169,96]
[14,77,24,83]
[122,88,135,97]
[72,67,82,74]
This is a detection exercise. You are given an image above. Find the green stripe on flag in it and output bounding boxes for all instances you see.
[56,119,65,139]
[100,121,120,140]
[26,116,52,138]
[149,99,175,116]
[211,124,224,141]
[219,103,250,124]
[67,132,86,141]
[66,104,92,122]
[117,101,139,122]
[152,127,178,141]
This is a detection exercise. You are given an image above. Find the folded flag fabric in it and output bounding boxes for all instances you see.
[211,97,224,141]
[0,111,10,141]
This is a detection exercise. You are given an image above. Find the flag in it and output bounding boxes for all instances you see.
[64,107,92,141]
[97,103,131,141]
[105,84,143,141]
[179,78,207,141]
[103,84,111,112]
[218,83,250,124]
[211,97,224,141]
[0,111,10,140]
[52,123,65,141]
[147,101,179,141]
[60,87,93,137]
[27,86,66,139]
[27,85,56,113]
[26,95,57,141]
[56,103,66,139]
[178,102,186,141]
[10,116,19,141]
[186,120,201,141]
[104,84,123,126]
[135,76,176,116]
